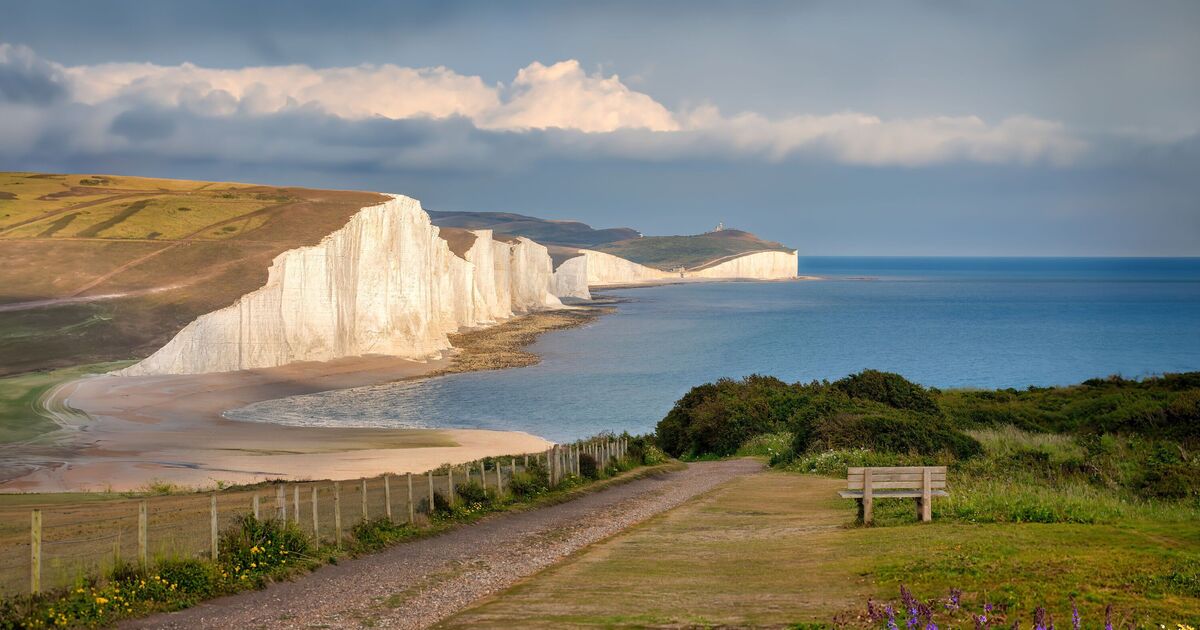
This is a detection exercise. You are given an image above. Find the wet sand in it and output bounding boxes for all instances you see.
[0,307,608,493]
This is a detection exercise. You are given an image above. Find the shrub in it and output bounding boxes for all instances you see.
[656,375,817,457]
[351,518,417,552]
[509,468,549,499]
[579,453,599,479]
[802,412,983,459]
[455,481,489,506]
[219,514,310,584]
[832,369,941,414]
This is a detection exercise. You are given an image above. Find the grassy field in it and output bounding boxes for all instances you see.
[0,172,386,376]
[592,229,794,270]
[440,470,1200,629]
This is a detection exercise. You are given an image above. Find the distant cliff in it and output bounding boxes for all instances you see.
[121,194,795,376]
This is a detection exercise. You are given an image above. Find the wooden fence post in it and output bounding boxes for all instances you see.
[276,484,286,522]
[496,461,503,495]
[361,478,369,521]
[427,471,434,513]
[479,461,486,489]
[333,482,343,547]
[523,454,529,468]
[293,485,300,524]
[384,475,392,521]
[406,472,414,523]
[30,510,41,595]
[448,467,455,506]
[252,494,259,520]
[311,486,319,542]
[510,458,517,479]
[138,501,148,567]
[210,494,218,561]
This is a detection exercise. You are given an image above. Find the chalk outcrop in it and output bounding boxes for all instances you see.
[551,255,591,300]
[688,250,799,280]
[120,193,797,376]
[120,196,563,376]
[578,249,676,286]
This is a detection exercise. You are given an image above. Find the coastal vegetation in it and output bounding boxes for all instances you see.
[637,370,1200,624]
[0,435,667,628]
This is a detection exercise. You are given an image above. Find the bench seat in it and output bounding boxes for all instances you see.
[839,489,949,499]
[839,466,949,524]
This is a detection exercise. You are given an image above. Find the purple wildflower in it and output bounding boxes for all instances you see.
[1104,604,1113,630]
[1071,599,1081,630]
[975,614,988,630]
[1034,607,1048,630]
[946,588,963,611]
[887,604,899,630]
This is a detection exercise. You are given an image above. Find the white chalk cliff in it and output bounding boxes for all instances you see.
[121,194,797,376]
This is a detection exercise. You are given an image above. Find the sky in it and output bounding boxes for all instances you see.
[1,0,1198,256]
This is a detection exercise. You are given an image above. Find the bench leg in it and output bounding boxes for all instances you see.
[915,497,923,521]
[856,498,864,524]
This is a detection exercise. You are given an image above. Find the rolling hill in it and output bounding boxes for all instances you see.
[0,172,384,375]
[427,210,793,271]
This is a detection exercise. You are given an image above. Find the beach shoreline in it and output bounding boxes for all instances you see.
[0,305,611,494]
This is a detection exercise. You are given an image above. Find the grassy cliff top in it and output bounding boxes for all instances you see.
[0,172,384,375]
[427,210,639,249]
[592,230,794,270]
[427,209,793,270]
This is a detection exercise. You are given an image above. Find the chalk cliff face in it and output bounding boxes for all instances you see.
[688,250,799,280]
[120,196,564,376]
[578,249,676,285]
[551,255,591,300]
[120,194,796,376]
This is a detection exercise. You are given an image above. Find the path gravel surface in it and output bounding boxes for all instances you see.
[125,459,763,629]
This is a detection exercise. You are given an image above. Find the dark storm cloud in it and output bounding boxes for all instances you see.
[0,44,67,105]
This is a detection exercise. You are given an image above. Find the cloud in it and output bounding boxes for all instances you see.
[0,42,1089,168]
[0,43,69,105]
[483,60,679,132]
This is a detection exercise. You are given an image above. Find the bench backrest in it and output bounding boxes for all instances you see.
[846,466,946,490]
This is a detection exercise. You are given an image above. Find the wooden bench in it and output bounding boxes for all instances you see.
[838,466,948,525]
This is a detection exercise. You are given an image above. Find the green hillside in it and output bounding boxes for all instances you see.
[0,172,385,376]
[427,210,639,248]
[428,210,794,271]
[593,230,794,270]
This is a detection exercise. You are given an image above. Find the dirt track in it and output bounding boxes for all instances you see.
[125,459,763,630]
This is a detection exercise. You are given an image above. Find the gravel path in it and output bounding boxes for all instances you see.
[126,459,763,629]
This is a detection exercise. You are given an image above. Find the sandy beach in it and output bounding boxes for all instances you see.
[0,307,607,493]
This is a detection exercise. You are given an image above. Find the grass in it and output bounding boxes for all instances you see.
[440,470,1200,628]
[593,230,793,270]
[0,361,130,443]
[0,455,671,628]
[0,172,388,376]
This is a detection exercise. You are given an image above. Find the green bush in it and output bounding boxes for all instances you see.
[455,481,490,506]
[219,514,311,585]
[351,518,418,552]
[832,369,940,414]
[579,453,599,479]
[801,412,982,459]
[509,468,549,499]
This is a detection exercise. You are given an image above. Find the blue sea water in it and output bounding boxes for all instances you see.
[228,258,1200,442]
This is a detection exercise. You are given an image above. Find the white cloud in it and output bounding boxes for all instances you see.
[483,60,679,132]
[2,42,1087,166]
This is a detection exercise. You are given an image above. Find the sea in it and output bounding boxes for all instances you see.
[227,257,1200,442]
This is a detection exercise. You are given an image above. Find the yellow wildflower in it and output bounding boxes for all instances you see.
[94,596,109,605]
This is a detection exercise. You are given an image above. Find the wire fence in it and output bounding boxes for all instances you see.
[0,437,627,598]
